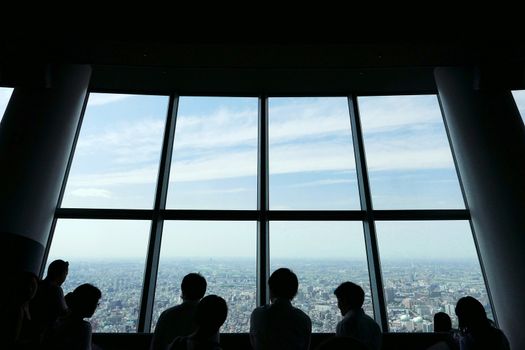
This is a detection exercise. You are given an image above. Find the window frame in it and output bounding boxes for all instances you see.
[42,90,495,333]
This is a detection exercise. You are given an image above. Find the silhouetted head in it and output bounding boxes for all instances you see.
[334,281,365,316]
[434,312,452,332]
[68,283,102,319]
[181,273,207,301]
[455,296,490,332]
[11,270,39,304]
[195,295,228,335]
[46,259,69,286]
[268,268,299,301]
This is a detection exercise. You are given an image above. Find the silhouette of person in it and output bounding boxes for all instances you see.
[151,273,207,350]
[28,259,69,343]
[45,283,102,350]
[427,312,458,350]
[250,268,312,350]
[169,295,228,350]
[0,270,38,348]
[434,312,453,333]
[334,281,382,350]
[455,296,510,350]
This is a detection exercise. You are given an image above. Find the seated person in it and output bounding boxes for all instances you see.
[151,273,207,350]
[169,294,227,350]
[455,296,510,350]
[334,281,381,350]
[250,268,312,350]
[28,259,69,342]
[45,283,101,350]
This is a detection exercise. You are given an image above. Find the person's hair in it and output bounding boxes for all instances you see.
[47,259,69,279]
[181,273,207,300]
[68,283,101,318]
[334,281,365,309]
[195,295,228,334]
[455,296,490,331]
[434,312,452,332]
[268,268,299,300]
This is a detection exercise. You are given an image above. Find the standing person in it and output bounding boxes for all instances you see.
[151,273,207,350]
[169,295,228,350]
[333,281,382,350]
[250,268,312,350]
[28,259,69,343]
[455,296,510,350]
[45,283,102,350]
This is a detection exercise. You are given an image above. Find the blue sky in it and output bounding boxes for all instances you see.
[2,88,523,262]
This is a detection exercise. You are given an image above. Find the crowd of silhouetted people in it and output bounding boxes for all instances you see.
[0,260,102,349]
[1,261,511,350]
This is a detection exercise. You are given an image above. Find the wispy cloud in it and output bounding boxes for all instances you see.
[66,96,456,188]
[290,178,356,188]
[88,93,132,106]
[76,118,165,164]
[70,188,112,198]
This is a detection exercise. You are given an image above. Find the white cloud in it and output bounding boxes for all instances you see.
[68,166,159,187]
[66,96,457,188]
[87,93,132,106]
[70,188,112,198]
[76,118,165,164]
[290,178,356,188]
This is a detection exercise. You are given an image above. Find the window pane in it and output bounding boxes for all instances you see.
[46,219,150,332]
[376,221,492,332]
[512,90,525,123]
[358,95,464,209]
[153,221,256,333]
[61,93,169,209]
[0,87,14,123]
[270,222,371,332]
[167,97,258,209]
[269,97,360,210]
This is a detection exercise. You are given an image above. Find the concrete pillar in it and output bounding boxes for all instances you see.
[0,64,91,274]
[435,66,525,349]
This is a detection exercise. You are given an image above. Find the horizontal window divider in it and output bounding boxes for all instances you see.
[373,209,470,221]
[161,210,260,221]
[55,208,154,220]
[267,210,366,221]
[55,209,469,221]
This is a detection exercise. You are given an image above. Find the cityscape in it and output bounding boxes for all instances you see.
[58,258,492,333]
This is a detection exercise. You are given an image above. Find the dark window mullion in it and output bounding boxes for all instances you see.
[348,95,389,331]
[257,96,270,307]
[138,95,179,332]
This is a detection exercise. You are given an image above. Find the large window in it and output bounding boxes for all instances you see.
[45,92,493,333]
